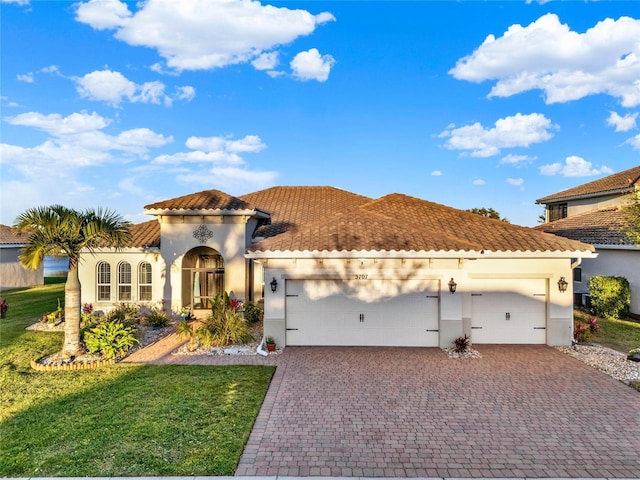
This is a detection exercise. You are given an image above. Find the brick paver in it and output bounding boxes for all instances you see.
[234,346,640,478]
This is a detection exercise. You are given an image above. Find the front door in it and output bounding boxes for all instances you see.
[182,247,224,311]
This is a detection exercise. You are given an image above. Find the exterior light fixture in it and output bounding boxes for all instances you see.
[448,278,457,294]
[557,276,568,293]
[270,277,278,293]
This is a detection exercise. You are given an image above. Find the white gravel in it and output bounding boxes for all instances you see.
[556,343,640,384]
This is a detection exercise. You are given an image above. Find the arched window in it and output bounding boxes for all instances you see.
[97,262,111,301]
[138,262,152,302]
[118,262,132,301]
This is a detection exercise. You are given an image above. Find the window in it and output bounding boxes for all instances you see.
[118,262,132,301]
[573,266,582,282]
[548,203,568,222]
[97,262,111,301]
[138,262,152,301]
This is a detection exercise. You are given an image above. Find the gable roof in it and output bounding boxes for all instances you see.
[0,224,31,245]
[536,165,640,204]
[144,189,267,216]
[126,220,161,248]
[248,193,594,257]
[239,186,372,238]
[535,205,636,247]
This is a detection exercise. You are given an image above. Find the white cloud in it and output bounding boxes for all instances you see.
[450,14,640,107]
[155,134,266,166]
[506,178,525,190]
[440,113,556,157]
[177,166,278,192]
[1,111,172,172]
[252,52,279,71]
[500,154,537,166]
[472,178,486,186]
[625,133,640,149]
[431,170,442,176]
[75,0,335,74]
[539,156,614,177]
[1,0,30,5]
[607,111,638,132]
[17,72,34,83]
[290,48,336,82]
[74,69,195,106]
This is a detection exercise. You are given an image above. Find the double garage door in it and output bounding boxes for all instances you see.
[285,278,440,347]
[285,277,548,346]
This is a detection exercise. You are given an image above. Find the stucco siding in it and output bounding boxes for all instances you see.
[0,246,43,291]
[575,248,640,316]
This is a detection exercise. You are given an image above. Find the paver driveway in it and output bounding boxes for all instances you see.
[236,345,640,478]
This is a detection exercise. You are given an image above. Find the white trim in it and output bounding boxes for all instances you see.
[246,249,597,260]
[144,208,270,219]
[593,244,640,251]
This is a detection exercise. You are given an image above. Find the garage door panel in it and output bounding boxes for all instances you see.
[286,279,439,347]
[471,279,546,344]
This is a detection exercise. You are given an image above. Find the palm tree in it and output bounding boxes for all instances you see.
[14,205,131,359]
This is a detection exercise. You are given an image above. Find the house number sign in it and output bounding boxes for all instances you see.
[193,224,214,244]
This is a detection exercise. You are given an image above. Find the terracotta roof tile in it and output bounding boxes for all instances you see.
[535,205,635,246]
[239,186,372,238]
[249,193,594,255]
[145,189,259,212]
[0,224,31,245]
[126,220,160,248]
[536,165,640,204]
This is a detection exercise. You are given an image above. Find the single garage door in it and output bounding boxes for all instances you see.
[286,278,439,346]
[471,279,547,344]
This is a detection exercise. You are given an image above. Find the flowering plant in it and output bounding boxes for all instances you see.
[229,298,243,312]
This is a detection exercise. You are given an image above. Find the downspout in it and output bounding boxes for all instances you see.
[571,258,582,270]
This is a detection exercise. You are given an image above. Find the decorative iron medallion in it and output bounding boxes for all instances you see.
[193,224,214,244]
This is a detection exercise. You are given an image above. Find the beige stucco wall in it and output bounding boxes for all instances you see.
[0,246,43,291]
[79,249,165,313]
[566,193,631,217]
[261,256,576,348]
[574,247,640,316]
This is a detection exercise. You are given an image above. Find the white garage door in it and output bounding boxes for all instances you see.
[471,279,547,344]
[285,278,440,346]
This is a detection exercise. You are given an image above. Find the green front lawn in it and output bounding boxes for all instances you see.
[574,308,640,353]
[0,281,274,477]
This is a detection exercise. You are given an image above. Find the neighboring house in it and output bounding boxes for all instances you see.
[0,224,44,291]
[536,165,640,318]
[78,186,595,348]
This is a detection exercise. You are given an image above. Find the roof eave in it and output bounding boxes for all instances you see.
[144,208,270,219]
[245,249,597,260]
[536,186,637,205]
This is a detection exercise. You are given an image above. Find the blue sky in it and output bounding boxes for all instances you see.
[1,0,639,227]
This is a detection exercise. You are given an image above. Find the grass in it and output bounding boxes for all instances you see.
[0,280,274,477]
[574,308,640,353]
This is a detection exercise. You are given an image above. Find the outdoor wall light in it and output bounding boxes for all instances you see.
[270,277,278,293]
[448,277,457,294]
[557,276,568,293]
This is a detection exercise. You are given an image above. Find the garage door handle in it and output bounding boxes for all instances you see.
[286,328,299,331]
[426,329,439,332]
[471,326,482,329]
[533,327,546,330]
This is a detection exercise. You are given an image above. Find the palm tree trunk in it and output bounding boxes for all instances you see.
[62,260,82,358]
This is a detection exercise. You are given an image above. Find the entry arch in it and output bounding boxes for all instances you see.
[182,246,224,311]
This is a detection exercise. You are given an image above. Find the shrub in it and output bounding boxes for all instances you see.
[244,301,263,324]
[573,322,591,343]
[0,298,8,318]
[176,320,197,352]
[588,317,600,334]
[589,276,630,319]
[144,308,169,328]
[454,334,470,353]
[106,303,140,326]
[84,321,139,359]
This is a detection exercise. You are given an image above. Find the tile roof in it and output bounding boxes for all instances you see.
[535,205,636,246]
[249,193,594,255]
[126,220,161,248]
[144,189,261,213]
[239,186,372,238]
[536,165,640,204]
[0,224,31,245]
